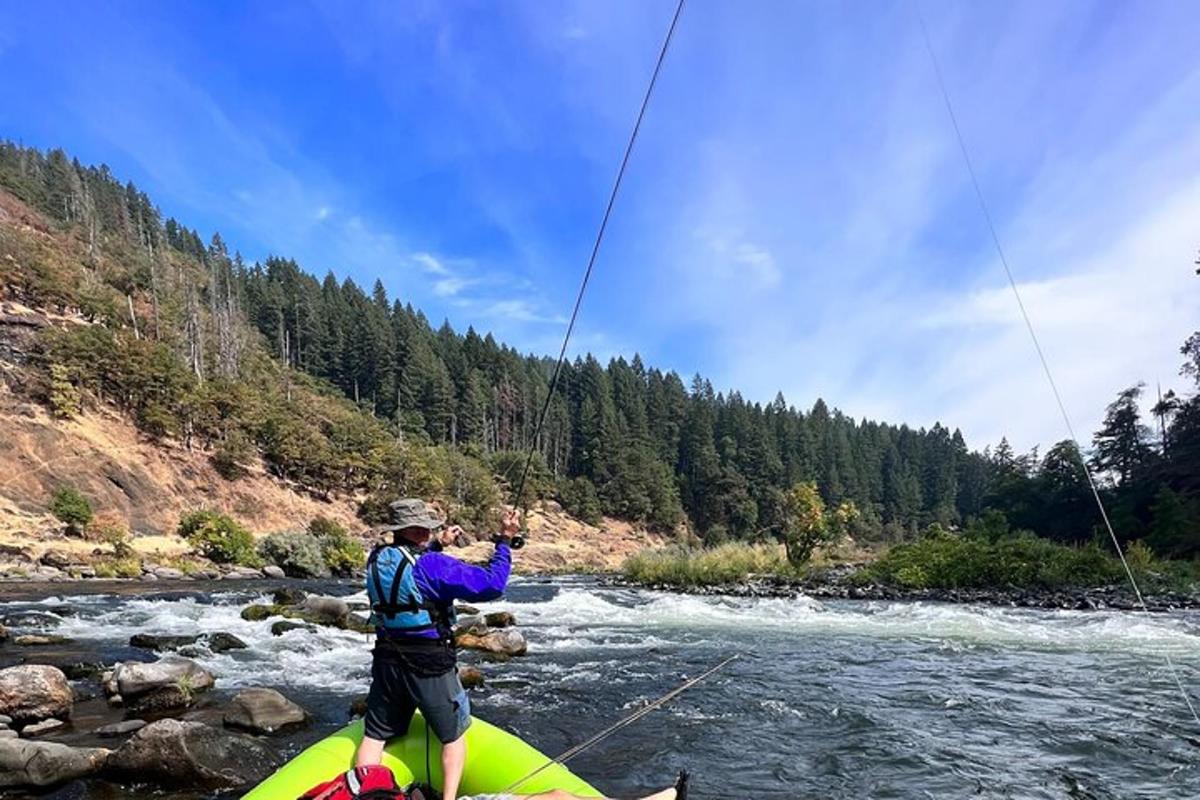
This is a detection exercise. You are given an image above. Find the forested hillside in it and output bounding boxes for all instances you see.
[1,141,1197,555]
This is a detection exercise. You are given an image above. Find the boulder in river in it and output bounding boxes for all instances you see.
[223,688,307,734]
[106,719,278,788]
[241,603,277,621]
[95,719,146,737]
[262,565,286,579]
[459,666,485,689]
[455,628,527,657]
[0,665,73,724]
[299,595,350,626]
[129,634,201,651]
[113,657,215,699]
[0,739,110,788]
[0,624,8,642]
[21,718,65,737]
[484,611,516,629]
[272,587,307,605]
[125,686,194,715]
[14,634,71,646]
[271,620,314,636]
[203,632,247,653]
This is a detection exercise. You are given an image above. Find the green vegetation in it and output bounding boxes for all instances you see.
[858,523,1197,592]
[5,141,1200,564]
[93,556,143,579]
[257,518,366,578]
[177,510,260,566]
[624,542,795,587]
[49,486,93,535]
[307,517,365,576]
[258,531,329,578]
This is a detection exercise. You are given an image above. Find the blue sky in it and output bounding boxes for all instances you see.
[2,0,1198,451]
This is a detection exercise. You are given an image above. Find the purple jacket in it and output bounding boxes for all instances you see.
[388,542,512,639]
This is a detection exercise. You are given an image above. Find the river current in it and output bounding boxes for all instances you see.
[3,577,1199,799]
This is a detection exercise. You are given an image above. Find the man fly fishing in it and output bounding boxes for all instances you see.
[356,498,519,800]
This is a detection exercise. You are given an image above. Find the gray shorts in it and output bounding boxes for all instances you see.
[363,657,471,744]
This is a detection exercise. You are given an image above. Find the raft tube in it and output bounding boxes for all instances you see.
[243,715,601,799]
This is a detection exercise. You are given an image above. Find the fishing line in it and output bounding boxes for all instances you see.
[506,0,687,535]
[915,5,1200,727]
[501,654,738,794]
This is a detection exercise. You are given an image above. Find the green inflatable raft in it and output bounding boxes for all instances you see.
[243,714,601,799]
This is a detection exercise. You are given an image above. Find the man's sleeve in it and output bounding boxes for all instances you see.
[417,545,512,604]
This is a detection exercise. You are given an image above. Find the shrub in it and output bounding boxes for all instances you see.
[212,430,255,481]
[178,510,260,566]
[857,528,1132,590]
[87,511,134,557]
[623,542,794,587]
[258,532,329,578]
[308,516,365,576]
[50,486,93,534]
[94,556,143,579]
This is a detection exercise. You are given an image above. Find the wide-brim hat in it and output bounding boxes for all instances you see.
[381,498,444,532]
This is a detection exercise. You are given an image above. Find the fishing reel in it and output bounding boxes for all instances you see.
[491,533,526,550]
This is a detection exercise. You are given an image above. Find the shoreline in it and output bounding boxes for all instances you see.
[611,572,1200,612]
[4,571,1200,613]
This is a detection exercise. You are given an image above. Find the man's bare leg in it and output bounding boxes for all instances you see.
[356,736,386,767]
[441,735,467,800]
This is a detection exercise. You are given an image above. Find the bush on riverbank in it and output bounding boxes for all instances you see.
[857,526,1197,591]
[623,543,796,587]
[178,511,260,567]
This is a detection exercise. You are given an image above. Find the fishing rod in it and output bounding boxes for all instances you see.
[501,0,687,551]
[501,653,739,795]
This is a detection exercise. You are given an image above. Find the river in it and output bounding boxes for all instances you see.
[3,577,1199,799]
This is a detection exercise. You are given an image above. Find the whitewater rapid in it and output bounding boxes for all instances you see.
[7,577,1200,797]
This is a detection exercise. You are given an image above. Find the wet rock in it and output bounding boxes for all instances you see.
[272,587,307,606]
[0,714,11,725]
[14,634,70,646]
[40,550,72,570]
[139,572,159,582]
[125,686,192,715]
[129,634,201,651]
[348,695,368,717]
[95,719,145,737]
[224,566,264,580]
[0,623,7,642]
[1,611,61,629]
[223,688,307,734]
[106,719,278,788]
[459,666,485,689]
[0,730,15,739]
[60,663,105,681]
[262,565,286,579]
[152,567,186,580]
[271,620,314,636]
[240,603,277,621]
[484,611,516,628]
[21,718,65,737]
[456,604,480,616]
[0,739,110,787]
[454,615,487,636]
[0,665,73,724]
[299,596,350,626]
[203,632,247,653]
[107,695,122,708]
[113,657,215,699]
[455,628,527,657]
